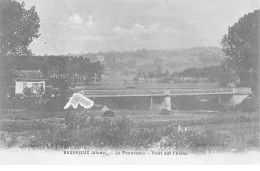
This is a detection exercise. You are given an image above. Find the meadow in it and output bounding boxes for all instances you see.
[0,108,259,153]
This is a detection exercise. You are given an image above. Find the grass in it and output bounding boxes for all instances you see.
[0,109,259,153]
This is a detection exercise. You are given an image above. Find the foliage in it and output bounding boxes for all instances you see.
[23,87,34,97]
[157,76,171,83]
[152,127,234,152]
[172,64,238,86]
[136,65,170,82]
[0,55,103,88]
[42,95,69,112]
[159,108,170,115]
[37,86,45,96]
[133,77,139,84]
[0,0,40,56]
[103,110,115,117]
[0,112,259,151]
[218,61,238,86]
[221,9,259,92]
[246,133,260,148]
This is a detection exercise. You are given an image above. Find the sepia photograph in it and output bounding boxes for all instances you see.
[0,0,259,164]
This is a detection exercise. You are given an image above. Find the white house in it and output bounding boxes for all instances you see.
[13,70,47,94]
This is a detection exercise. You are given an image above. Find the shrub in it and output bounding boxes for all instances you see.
[23,87,34,97]
[158,77,171,83]
[214,131,236,148]
[21,97,40,110]
[246,133,260,148]
[103,110,115,117]
[1,113,253,152]
[42,95,69,112]
[76,117,132,147]
[16,136,30,147]
[159,108,170,115]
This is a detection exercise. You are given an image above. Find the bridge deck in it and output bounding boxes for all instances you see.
[79,87,252,97]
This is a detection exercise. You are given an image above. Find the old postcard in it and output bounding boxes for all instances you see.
[0,0,259,164]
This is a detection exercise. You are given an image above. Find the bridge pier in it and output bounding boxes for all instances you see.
[231,95,249,106]
[164,95,171,111]
[150,96,153,112]
[219,94,249,107]
[150,96,171,111]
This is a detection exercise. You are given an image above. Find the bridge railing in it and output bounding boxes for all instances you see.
[79,87,251,97]
[234,87,252,94]
[168,87,234,95]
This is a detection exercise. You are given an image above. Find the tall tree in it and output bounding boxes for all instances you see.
[0,0,40,56]
[218,61,238,87]
[221,9,259,91]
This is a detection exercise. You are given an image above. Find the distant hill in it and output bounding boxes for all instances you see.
[69,47,226,79]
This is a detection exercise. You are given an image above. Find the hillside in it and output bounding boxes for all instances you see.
[69,47,226,82]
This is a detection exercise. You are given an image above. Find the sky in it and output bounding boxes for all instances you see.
[19,0,260,55]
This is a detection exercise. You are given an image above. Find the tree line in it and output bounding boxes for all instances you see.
[0,55,104,88]
[134,65,170,82]
[172,62,239,85]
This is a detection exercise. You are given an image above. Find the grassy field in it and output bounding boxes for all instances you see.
[0,109,259,153]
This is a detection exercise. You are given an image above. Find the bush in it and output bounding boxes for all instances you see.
[23,87,34,97]
[103,110,115,117]
[0,94,47,110]
[76,117,132,147]
[42,95,69,112]
[246,133,260,148]
[158,77,171,83]
[159,108,171,115]
[1,113,254,152]
[151,126,236,152]
[21,97,40,110]
[214,131,236,148]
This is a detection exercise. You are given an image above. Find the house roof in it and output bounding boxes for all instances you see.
[13,70,47,81]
